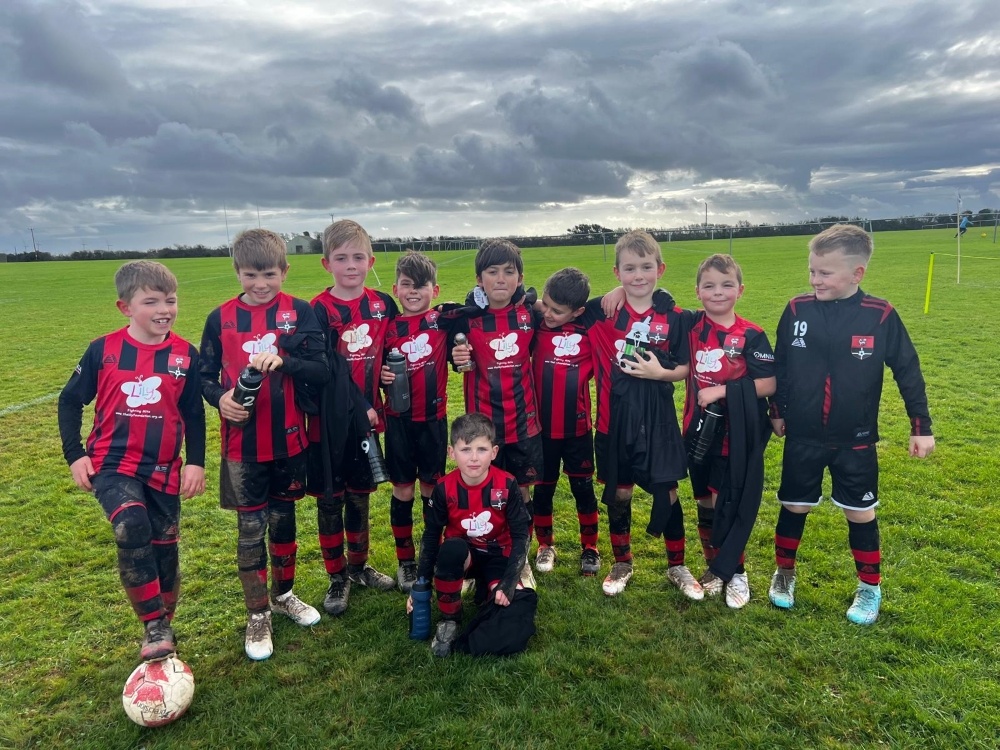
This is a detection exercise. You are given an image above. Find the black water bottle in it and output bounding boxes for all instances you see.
[361,432,390,485]
[385,349,410,413]
[409,577,432,640]
[690,402,725,464]
[453,333,474,372]
[231,366,264,423]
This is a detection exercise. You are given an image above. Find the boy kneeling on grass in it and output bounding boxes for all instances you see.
[406,413,532,657]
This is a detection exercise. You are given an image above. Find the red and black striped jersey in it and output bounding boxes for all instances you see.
[199,293,327,462]
[58,328,206,494]
[311,287,398,431]
[582,297,688,434]
[683,310,775,453]
[532,320,593,438]
[383,309,449,421]
[456,303,541,445]
[772,289,932,447]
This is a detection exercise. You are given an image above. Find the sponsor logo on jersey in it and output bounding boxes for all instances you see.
[753,351,775,361]
[791,337,806,348]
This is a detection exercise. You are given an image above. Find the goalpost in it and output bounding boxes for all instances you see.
[923,251,1000,313]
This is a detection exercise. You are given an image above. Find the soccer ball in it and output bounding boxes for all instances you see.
[121,655,195,727]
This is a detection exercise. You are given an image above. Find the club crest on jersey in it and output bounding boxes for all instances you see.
[277,309,297,333]
[648,321,668,344]
[490,488,508,510]
[517,311,532,331]
[169,354,190,379]
[424,310,440,329]
[723,335,745,359]
[851,335,874,360]
[370,299,386,320]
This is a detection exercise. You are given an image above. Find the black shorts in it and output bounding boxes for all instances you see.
[385,415,448,487]
[495,434,543,487]
[594,431,633,489]
[538,432,595,484]
[92,472,179,542]
[778,440,879,511]
[220,452,307,511]
[688,454,727,500]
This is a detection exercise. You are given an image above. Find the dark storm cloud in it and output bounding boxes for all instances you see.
[0,0,997,252]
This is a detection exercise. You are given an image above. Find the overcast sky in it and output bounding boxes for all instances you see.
[1,0,997,254]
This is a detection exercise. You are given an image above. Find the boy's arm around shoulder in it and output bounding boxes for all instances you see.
[58,340,100,491]
[179,344,206,499]
[497,477,531,602]
[198,308,227,409]
[275,301,330,387]
[415,483,448,582]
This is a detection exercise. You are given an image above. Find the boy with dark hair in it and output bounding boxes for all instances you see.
[406,413,531,657]
[59,260,206,662]
[379,251,448,592]
[682,254,775,609]
[531,267,601,576]
[451,239,542,532]
[768,223,935,625]
[309,219,400,616]
[200,228,329,660]
[585,231,692,597]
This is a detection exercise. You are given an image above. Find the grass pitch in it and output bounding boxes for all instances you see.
[0,229,998,748]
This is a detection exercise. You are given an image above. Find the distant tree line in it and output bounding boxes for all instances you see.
[4,210,996,262]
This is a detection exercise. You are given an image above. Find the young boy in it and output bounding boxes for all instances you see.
[309,219,399,616]
[584,231,692,597]
[379,251,449,593]
[200,229,329,660]
[407,413,531,657]
[59,260,206,662]
[450,240,542,557]
[682,254,775,609]
[531,268,601,576]
[768,223,935,625]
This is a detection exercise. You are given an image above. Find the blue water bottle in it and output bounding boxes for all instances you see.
[409,577,432,640]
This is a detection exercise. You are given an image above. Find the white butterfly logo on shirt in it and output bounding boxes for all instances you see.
[343,324,373,354]
[695,348,724,374]
[553,333,582,357]
[402,333,432,363]
[121,376,162,408]
[243,333,278,363]
[490,333,519,361]
[462,511,493,538]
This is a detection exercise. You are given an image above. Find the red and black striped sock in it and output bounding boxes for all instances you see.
[664,498,686,568]
[774,505,808,571]
[317,493,345,576]
[390,495,415,563]
[268,499,297,597]
[532,483,556,547]
[848,518,881,585]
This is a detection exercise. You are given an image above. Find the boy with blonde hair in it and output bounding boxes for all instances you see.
[60,260,206,662]
[200,229,329,660]
[682,254,775,609]
[768,223,934,625]
[309,219,399,616]
[585,231,693,597]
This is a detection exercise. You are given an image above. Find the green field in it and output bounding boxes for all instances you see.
[1,229,998,749]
